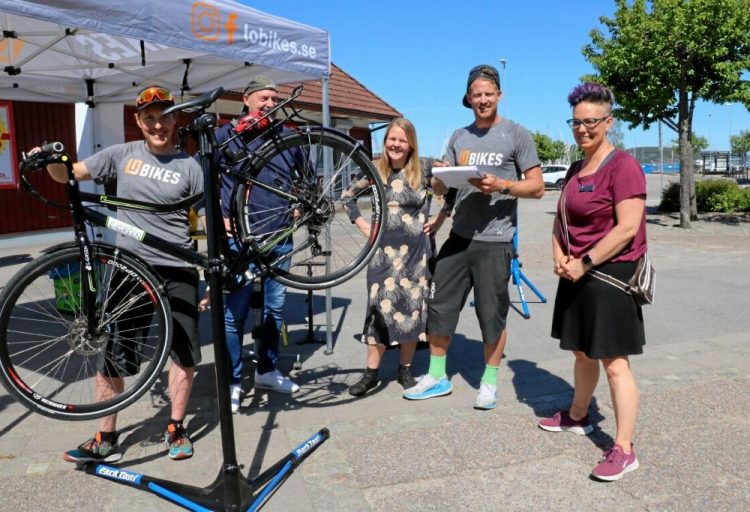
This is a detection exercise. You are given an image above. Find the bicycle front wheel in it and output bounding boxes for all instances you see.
[232,127,386,290]
[0,245,172,420]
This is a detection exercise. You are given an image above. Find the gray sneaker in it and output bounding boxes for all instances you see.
[255,369,299,393]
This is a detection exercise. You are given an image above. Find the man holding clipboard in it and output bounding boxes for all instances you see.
[404,64,544,410]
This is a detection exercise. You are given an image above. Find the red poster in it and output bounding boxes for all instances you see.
[0,101,19,190]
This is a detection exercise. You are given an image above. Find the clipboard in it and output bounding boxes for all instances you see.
[432,166,484,188]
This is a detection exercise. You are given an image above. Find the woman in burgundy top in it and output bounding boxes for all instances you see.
[538,83,647,482]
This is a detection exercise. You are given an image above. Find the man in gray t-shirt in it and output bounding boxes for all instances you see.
[44,85,204,463]
[404,64,544,409]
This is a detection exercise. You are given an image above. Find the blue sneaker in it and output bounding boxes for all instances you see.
[402,374,452,400]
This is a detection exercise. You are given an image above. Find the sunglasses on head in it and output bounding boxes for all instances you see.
[137,86,173,106]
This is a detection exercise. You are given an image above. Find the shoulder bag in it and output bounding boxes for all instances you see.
[559,182,655,306]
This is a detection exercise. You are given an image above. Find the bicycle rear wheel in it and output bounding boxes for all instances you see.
[232,126,385,289]
[0,245,171,420]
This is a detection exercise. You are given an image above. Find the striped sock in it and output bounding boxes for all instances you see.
[428,355,447,380]
[481,364,499,385]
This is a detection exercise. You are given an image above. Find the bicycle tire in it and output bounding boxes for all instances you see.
[0,244,172,420]
[232,126,385,289]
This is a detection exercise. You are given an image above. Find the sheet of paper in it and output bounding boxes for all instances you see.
[432,166,483,188]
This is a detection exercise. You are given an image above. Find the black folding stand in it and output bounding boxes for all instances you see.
[82,110,328,511]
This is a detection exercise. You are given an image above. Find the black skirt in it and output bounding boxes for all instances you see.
[551,261,645,359]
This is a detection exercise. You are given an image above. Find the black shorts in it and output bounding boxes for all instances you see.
[99,266,201,377]
[426,234,513,344]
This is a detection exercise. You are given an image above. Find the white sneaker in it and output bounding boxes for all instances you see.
[230,384,242,414]
[473,382,497,410]
[254,370,299,394]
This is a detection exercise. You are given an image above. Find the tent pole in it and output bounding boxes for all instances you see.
[322,77,334,355]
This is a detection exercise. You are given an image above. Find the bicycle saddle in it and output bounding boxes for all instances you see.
[162,87,225,115]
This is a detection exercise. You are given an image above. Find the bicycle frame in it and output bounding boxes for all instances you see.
[18,86,330,510]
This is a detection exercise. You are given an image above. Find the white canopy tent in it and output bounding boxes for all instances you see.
[0,0,331,152]
[0,0,329,102]
[0,0,336,348]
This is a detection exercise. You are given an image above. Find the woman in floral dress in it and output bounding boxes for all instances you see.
[343,118,445,397]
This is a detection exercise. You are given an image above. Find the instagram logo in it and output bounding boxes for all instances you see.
[191,1,238,44]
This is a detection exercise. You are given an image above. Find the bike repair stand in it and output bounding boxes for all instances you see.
[295,262,326,348]
[509,226,547,319]
[81,108,328,511]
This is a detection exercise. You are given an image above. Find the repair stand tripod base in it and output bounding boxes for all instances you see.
[83,428,329,512]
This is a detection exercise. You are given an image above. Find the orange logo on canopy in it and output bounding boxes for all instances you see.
[191,1,238,44]
[0,39,24,63]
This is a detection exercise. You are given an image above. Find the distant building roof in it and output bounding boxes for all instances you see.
[224,63,401,123]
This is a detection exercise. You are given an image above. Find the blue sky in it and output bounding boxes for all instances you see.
[241,0,748,158]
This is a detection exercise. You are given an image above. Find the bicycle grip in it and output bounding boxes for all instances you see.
[41,141,65,154]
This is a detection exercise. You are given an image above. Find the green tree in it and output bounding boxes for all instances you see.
[730,129,750,168]
[532,132,567,163]
[583,0,750,228]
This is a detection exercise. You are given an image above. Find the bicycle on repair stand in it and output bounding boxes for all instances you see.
[0,86,386,511]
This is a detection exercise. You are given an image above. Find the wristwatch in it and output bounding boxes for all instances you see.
[581,254,593,270]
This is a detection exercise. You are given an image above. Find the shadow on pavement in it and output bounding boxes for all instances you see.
[0,254,32,269]
[507,358,613,450]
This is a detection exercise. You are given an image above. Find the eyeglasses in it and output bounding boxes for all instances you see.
[566,117,610,129]
[136,86,173,106]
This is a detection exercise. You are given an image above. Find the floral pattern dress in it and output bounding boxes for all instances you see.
[343,168,432,346]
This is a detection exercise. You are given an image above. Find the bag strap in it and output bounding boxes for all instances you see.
[588,268,632,293]
[559,183,572,258]
[559,167,634,297]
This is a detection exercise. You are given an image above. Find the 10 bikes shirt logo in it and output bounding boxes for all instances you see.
[458,150,505,167]
[124,158,182,185]
[190,1,318,59]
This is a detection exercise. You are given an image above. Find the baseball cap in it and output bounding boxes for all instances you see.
[135,85,174,112]
[462,65,501,108]
[243,75,277,96]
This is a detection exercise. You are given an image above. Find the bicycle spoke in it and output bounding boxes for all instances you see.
[0,246,171,420]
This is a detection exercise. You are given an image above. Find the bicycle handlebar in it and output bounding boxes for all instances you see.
[20,141,66,172]
[19,141,71,208]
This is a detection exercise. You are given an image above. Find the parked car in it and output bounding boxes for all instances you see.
[542,164,569,190]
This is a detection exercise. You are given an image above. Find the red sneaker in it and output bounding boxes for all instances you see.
[591,444,639,481]
[538,410,593,435]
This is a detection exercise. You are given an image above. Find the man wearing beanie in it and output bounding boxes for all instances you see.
[404,65,544,410]
[214,76,301,413]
